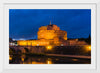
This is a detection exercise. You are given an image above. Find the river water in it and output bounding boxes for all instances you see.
[9,54,91,64]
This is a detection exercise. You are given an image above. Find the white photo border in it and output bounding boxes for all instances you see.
[3,3,96,69]
[0,0,100,73]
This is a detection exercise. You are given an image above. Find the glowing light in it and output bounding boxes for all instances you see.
[32,61,44,64]
[85,45,91,51]
[21,58,24,61]
[37,44,39,46]
[46,45,52,50]
[47,60,52,64]
[88,46,91,51]
[12,39,16,41]
[61,44,63,46]
[32,61,37,64]
[9,56,12,60]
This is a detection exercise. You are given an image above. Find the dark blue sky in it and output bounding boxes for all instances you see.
[9,9,91,40]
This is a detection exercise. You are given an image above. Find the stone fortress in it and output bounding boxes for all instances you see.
[17,21,88,46]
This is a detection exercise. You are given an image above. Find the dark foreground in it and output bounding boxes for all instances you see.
[9,45,91,64]
[9,54,91,64]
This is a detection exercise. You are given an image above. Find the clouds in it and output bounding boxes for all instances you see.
[9,9,91,40]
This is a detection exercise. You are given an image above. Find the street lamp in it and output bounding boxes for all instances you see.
[46,45,53,50]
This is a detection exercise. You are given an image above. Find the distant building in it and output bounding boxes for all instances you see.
[67,39,88,46]
[17,21,88,46]
[9,38,18,46]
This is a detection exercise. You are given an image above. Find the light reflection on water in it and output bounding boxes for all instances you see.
[9,55,91,64]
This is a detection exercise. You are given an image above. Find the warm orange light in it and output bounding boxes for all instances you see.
[9,56,12,60]
[21,58,24,61]
[32,61,37,64]
[85,45,91,51]
[46,45,52,50]
[47,60,52,64]
[88,46,91,51]
[72,59,78,61]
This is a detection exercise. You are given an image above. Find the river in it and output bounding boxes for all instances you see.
[9,54,91,64]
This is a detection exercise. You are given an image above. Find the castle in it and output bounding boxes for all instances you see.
[17,21,88,46]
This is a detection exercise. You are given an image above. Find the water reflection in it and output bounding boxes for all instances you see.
[9,54,91,64]
[9,55,12,60]
[47,60,52,64]
[72,59,78,61]
[47,58,52,64]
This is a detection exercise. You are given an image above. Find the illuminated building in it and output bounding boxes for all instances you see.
[17,21,67,46]
[17,21,88,46]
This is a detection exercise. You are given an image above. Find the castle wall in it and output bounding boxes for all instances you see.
[17,40,49,46]
[38,30,67,40]
[10,46,91,56]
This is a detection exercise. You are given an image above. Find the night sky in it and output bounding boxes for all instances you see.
[9,9,91,40]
